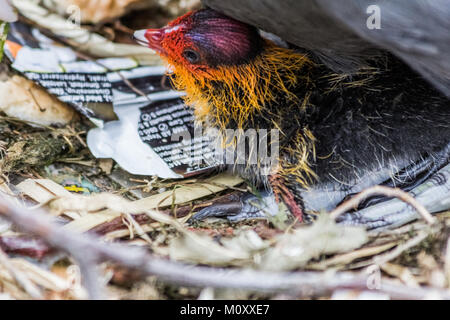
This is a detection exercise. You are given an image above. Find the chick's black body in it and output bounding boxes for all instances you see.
[214,52,450,214]
[291,57,449,185]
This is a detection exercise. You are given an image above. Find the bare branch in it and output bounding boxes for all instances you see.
[0,195,448,300]
[0,247,43,299]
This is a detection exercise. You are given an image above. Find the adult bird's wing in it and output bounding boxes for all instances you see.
[203,0,450,98]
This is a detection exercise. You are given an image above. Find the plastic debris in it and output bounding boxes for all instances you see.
[0,23,9,62]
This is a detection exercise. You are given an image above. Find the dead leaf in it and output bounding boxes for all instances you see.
[168,229,268,266]
[260,214,368,271]
[98,159,114,174]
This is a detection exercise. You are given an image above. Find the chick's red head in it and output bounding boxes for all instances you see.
[134,8,264,76]
[135,8,310,129]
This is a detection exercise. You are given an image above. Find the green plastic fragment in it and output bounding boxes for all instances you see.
[0,21,9,62]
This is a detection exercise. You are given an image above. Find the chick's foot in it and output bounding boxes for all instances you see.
[189,191,279,222]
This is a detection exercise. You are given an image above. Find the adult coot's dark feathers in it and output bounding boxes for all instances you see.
[204,0,450,98]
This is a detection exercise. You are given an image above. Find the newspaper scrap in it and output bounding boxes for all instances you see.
[3,19,219,178]
[3,22,129,125]
[87,66,219,178]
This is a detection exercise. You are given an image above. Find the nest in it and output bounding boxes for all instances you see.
[0,0,449,301]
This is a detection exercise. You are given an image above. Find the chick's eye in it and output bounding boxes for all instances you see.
[182,49,200,64]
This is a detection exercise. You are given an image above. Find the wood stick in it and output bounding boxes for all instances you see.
[329,185,436,224]
[0,195,448,300]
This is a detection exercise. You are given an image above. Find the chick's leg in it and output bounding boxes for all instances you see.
[269,173,304,222]
[190,173,305,222]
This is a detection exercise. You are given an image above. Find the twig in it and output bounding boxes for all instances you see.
[329,185,436,224]
[70,48,152,103]
[0,198,105,299]
[373,229,434,266]
[0,247,43,299]
[113,20,134,35]
[122,212,153,245]
[0,195,449,299]
[348,228,437,270]
[444,236,450,286]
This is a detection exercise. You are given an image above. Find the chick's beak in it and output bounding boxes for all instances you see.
[134,29,167,56]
